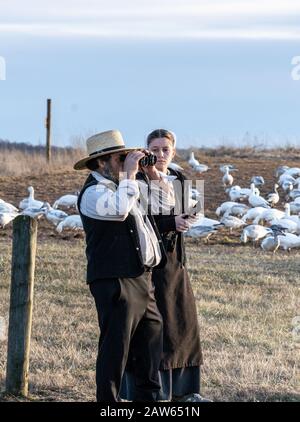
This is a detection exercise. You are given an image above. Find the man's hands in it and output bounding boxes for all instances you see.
[122,150,161,181]
[136,149,161,180]
[175,214,198,232]
[123,151,145,180]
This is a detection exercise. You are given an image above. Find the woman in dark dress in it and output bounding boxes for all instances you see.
[121,129,210,402]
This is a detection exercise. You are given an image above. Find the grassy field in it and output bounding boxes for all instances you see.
[0,237,299,402]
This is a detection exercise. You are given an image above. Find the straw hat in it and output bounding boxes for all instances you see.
[74,130,139,170]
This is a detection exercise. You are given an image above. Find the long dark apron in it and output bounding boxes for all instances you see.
[152,234,203,370]
[120,169,203,400]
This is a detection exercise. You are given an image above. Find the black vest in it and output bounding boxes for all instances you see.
[153,168,188,265]
[77,173,166,283]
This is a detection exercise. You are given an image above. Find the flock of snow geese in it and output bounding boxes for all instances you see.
[0,187,82,233]
[1,152,300,252]
[173,153,300,253]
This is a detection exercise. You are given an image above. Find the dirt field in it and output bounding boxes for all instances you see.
[1,147,300,242]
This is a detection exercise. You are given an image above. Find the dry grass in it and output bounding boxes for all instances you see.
[0,148,84,177]
[0,238,299,402]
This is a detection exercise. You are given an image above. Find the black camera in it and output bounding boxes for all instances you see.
[139,152,157,167]
[119,151,157,167]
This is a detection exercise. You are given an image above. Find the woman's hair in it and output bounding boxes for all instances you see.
[146,129,176,147]
[86,154,110,171]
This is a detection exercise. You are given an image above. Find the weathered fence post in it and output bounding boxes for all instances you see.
[6,215,37,396]
[46,98,51,163]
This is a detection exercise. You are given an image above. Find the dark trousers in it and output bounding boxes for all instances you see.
[89,272,163,402]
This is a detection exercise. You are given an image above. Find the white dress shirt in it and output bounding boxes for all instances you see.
[80,171,161,267]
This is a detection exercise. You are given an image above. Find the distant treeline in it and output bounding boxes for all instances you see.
[0,139,76,154]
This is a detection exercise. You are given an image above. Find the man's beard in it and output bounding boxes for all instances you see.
[102,162,119,184]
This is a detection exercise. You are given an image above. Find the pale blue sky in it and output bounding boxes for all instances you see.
[0,0,299,148]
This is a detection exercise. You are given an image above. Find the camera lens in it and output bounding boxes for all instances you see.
[139,153,157,167]
[148,154,157,166]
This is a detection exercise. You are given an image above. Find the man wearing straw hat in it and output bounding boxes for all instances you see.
[74,130,166,402]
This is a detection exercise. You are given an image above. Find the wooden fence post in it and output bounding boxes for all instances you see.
[6,215,37,397]
[46,98,51,163]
